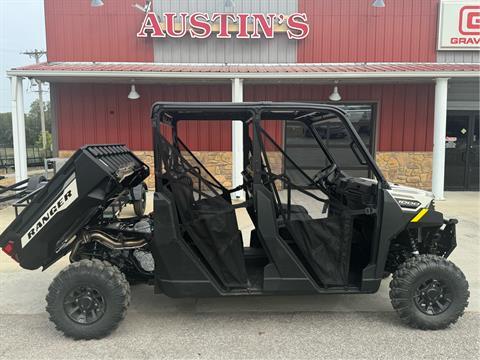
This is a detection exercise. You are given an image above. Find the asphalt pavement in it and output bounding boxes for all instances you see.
[0,192,478,359]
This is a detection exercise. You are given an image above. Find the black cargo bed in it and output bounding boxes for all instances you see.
[0,145,149,270]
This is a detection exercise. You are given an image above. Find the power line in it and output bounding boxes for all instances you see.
[21,49,48,150]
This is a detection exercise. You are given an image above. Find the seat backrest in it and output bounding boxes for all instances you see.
[168,172,196,223]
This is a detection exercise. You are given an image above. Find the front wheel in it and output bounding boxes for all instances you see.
[389,255,469,330]
[46,259,130,339]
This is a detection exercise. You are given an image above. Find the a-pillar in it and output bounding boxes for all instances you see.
[231,78,244,199]
[432,78,449,200]
[10,76,28,182]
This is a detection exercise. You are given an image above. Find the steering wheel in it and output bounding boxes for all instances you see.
[312,163,338,186]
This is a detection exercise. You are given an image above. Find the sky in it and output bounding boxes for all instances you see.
[0,0,47,113]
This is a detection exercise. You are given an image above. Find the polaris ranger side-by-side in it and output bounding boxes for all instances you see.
[0,103,469,339]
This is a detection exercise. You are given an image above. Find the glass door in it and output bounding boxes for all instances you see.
[467,115,479,191]
[445,111,480,191]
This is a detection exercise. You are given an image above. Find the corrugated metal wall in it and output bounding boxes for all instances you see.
[55,83,231,151]
[297,0,438,63]
[153,0,297,63]
[244,83,435,152]
[44,0,154,62]
[56,83,434,152]
[45,0,449,64]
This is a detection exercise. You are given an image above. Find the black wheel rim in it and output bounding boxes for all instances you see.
[63,286,106,324]
[414,279,452,315]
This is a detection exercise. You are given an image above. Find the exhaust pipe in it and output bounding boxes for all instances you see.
[88,231,147,250]
[70,230,147,262]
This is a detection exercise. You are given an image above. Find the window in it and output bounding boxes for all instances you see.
[284,121,330,186]
[285,104,375,179]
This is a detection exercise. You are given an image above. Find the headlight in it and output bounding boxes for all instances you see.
[396,199,421,209]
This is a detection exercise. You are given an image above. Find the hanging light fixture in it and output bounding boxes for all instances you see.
[128,83,140,100]
[29,78,39,89]
[90,0,104,7]
[329,81,341,102]
[225,0,235,8]
[371,0,386,7]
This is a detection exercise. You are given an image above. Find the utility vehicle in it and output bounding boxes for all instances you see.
[0,102,469,339]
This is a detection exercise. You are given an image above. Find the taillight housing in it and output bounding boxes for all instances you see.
[2,241,19,262]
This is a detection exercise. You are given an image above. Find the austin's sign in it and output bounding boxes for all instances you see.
[137,12,310,40]
[438,1,480,50]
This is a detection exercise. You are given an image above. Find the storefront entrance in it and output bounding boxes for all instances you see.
[445,111,479,191]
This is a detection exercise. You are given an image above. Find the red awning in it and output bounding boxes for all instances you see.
[12,62,480,73]
[8,62,480,81]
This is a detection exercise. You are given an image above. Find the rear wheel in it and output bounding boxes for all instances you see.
[46,259,130,339]
[389,255,469,330]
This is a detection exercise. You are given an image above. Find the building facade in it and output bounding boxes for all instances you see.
[8,0,480,197]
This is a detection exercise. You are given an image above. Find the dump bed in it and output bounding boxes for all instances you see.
[0,145,149,270]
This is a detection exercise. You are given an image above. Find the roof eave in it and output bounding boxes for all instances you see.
[6,69,480,80]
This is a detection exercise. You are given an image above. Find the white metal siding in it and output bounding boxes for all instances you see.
[153,0,298,63]
[437,51,480,63]
[448,79,480,111]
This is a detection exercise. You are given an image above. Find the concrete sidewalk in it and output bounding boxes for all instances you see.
[0,192,478,359]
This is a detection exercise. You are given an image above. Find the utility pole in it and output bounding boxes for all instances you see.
[22,49,47,150]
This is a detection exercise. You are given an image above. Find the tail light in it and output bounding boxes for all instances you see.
[2,241,19,262]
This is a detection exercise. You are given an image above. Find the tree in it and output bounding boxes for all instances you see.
[25,99,52,146]
[0,112,13,147]
[0,100,52,148]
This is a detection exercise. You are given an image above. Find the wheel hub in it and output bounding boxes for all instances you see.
[78,296,93,310]
[63,286,106,324]
[414,279,452,315]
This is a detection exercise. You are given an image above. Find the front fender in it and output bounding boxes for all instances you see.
[438,219,457,258]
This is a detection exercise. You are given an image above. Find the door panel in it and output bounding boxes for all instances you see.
[467,115,479,190]
[445,115,469,190]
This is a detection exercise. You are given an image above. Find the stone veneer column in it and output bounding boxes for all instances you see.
[58,150,234,190]
[376,152,433,190]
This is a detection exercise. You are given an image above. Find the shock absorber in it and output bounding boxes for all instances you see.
[408,230,420,255]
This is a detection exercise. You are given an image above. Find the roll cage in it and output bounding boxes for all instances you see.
[151,102,388,193]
